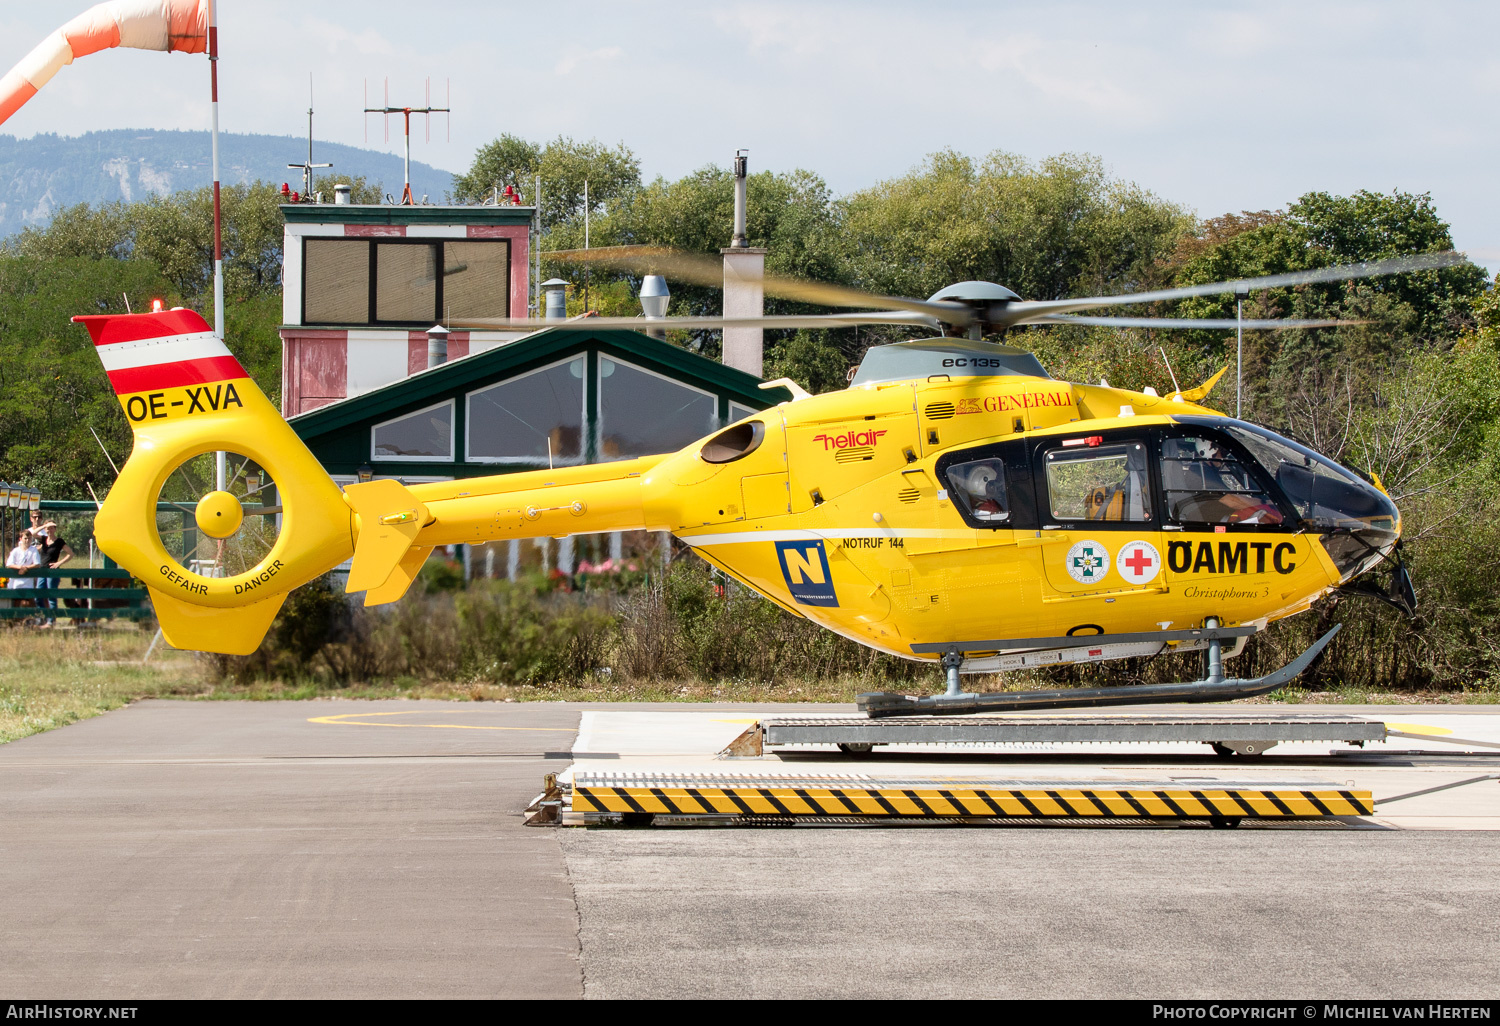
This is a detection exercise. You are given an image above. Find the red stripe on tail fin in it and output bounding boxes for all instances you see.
[73,308,212,346]
[106,356,247,394]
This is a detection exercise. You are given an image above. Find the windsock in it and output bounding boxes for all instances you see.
[0,0,208,126]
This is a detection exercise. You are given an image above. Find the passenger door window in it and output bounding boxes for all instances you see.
[1044,443,1152,524]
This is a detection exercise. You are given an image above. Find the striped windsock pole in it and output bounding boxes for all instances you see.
[208,0,225,491]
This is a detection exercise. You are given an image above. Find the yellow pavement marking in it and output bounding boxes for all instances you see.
[308,710,573,732]
[1384,722,1454,736]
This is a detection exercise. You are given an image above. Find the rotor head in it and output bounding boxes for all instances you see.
[927,281,1022,339]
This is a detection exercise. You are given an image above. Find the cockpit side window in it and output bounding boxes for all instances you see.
[1044,442,1152,524]
[946,459,1010,523]
[1160,434,1285,527]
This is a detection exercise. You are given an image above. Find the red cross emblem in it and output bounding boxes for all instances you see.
[1118,541,1161,584]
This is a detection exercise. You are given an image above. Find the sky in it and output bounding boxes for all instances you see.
[0,0,1496,275]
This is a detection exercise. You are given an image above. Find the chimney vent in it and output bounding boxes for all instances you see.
[720,148,766,377]
[731,149,749,248]
[640,275,670,339]
[541,279,570,320]
[426,324,449,368]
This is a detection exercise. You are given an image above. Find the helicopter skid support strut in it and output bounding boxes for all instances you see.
[859,625,1341,718]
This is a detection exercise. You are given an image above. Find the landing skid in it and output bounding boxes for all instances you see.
[858,624,1341,718]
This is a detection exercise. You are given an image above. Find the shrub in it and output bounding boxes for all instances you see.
[209,560,925,689]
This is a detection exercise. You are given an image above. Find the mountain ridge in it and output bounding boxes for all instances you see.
[0,128,456,240]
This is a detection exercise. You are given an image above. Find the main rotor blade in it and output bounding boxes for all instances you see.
[1030,315,1365,330]
[1004,251,1468,325]
[451,310,942,332]
[543,245,971,325]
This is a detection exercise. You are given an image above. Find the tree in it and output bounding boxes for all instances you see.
[1170,190,1486,345]
[832,150,1192,303]
[7,181,290,299]
[450,134,541,203]
[453,135,640,227]
[311,174,384,205]
[0,255,175,497]
[766,330,850,394]
[3,183,291,405]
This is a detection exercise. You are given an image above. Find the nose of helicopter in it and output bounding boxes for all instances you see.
[1289,452,1402,583]
[1217,419,1401,583]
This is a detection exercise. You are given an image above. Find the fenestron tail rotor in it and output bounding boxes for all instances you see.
[154,450,281,581]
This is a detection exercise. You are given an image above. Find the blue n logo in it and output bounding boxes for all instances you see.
[776,540,838,607]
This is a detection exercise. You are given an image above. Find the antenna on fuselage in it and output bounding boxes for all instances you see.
[1159,346,1182,396]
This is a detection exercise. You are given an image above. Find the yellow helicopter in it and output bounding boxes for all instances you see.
[75,251,1451,715]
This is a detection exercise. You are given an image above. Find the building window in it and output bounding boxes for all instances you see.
[303,238,510,326]
[304,239,369,324]
[371,399,454,461]
[728,401,757,425]
[375,242,437,322]
[599,356,718,460]
[441,241,510,319]
[466,357,585,464]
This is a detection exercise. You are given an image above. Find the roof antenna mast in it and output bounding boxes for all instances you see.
[363,76,451,205]
[288,73,332,201]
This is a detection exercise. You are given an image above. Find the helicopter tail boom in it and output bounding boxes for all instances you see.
[342,459,669,606]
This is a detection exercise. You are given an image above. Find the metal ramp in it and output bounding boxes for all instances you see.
[720,714,1390,758]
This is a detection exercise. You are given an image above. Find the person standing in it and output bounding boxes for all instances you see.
[7,529,41,623]
[37,524,72,627]
[27,513,54,620]
[28,508,48,545]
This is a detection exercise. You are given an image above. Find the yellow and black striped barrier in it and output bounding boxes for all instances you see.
[568,774,1373,821]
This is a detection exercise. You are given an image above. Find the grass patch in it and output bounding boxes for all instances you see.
[0,625,196,743]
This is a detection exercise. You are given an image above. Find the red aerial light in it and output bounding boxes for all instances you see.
[281,182,290,196]
[291,191,301,203]
[150,298,165,313]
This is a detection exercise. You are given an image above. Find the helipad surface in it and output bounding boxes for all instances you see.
[1,699,1497,998]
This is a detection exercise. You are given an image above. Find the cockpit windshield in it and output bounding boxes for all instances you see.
[1217,423,1394,529]
[1178,417,1401,582]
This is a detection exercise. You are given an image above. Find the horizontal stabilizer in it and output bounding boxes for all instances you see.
[148,587,286,656]
[344,478,430,594]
